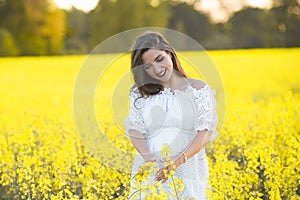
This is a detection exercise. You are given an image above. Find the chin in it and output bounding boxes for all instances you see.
[158,76,171,83]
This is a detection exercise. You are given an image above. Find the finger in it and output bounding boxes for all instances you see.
[155,175,163,182]
[156,166,167,175]
[156,170,167,181]
[155,172,163,181]
[156,170,162,176]
[156,176,163,182]
[155,172,161,179]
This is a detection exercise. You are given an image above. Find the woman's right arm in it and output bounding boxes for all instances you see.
[125,87,157,162]
[129,129,156,162]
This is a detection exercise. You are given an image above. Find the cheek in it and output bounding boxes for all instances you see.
[144,68,153,76]
[165,57,174,67]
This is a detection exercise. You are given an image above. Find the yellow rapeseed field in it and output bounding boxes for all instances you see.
[0,48,299,199]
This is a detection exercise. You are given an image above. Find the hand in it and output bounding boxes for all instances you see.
[154,154,184,183]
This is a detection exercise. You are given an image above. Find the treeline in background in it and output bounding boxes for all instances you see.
[0,0,300,56]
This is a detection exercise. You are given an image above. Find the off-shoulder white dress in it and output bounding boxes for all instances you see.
[124,81,218,200]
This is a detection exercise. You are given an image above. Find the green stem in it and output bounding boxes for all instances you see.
[171,174,180,200]
[128,188,142,199]
[167,159,180,200]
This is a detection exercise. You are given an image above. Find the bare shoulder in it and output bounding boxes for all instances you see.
[188,78,207,89]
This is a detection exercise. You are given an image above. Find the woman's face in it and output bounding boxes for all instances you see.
[141,49,174,83]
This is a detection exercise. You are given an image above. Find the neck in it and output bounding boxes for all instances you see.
[162,71,189,90]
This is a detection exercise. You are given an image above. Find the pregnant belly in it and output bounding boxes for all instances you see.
[146,127,196,157]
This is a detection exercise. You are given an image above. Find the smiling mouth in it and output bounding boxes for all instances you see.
[157,69,167,77]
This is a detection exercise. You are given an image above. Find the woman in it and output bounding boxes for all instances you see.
[124,31,218,199]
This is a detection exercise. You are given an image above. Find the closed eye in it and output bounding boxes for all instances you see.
[155,56,164,62]
[154,54,164,62]
[156,56,164,62]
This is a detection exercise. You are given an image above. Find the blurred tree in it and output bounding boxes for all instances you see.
[0,0,66,55]
[168,2,212,47]
[88,0,170,49]
[227,8,284,48]
[64,8,90,54]
[0,28,19,56]
[203,23,234,49]
[272,0,300,13]
[271,0,300,47]
[284,12,300,46]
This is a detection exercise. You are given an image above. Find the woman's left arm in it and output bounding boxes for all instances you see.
[155,80,217,183]
[181,129,212,163]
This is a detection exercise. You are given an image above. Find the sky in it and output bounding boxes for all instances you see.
[52,0,99,12]
[53,0,273,22]
[197,0,273,22]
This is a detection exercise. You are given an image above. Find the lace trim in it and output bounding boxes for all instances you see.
[124,118,147,136]
[159,84,210,95]
[124,87,147,136]
[193,84,218,141]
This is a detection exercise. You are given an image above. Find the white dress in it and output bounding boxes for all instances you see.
[124,81,218,200]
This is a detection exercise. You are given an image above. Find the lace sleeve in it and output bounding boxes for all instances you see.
[193,83,218,141]
[124,87,147,137]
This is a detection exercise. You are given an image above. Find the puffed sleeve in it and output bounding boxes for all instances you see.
[193,83,218,141]
[124,87,147,137]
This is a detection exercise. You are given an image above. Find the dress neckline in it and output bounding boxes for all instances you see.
[160,83,209,95]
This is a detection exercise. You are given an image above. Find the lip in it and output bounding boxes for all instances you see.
[157,69,167,77]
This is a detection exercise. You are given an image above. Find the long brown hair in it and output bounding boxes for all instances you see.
[131,31,187,96]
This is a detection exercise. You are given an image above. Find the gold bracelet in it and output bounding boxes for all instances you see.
[182,151,187,163]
